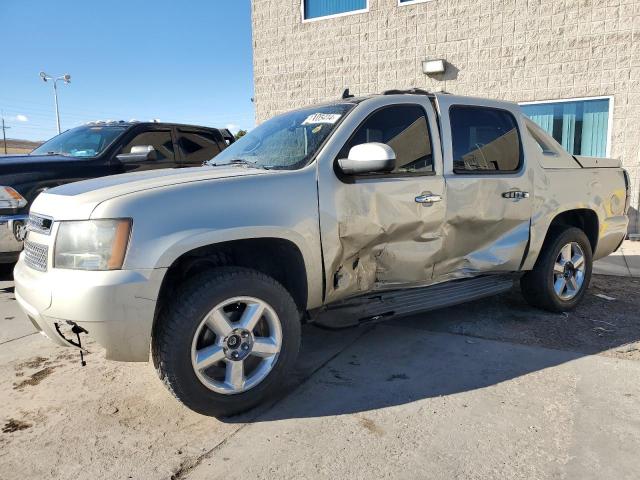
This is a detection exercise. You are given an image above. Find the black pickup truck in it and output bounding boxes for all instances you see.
[0,121,234,262]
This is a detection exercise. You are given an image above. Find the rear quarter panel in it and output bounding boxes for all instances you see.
[522,164,628,268]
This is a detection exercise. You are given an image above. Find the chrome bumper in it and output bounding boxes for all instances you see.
[0,214,27,261]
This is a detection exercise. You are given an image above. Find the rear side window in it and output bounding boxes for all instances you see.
[450,106,522,173]
[122,130,175,161]
[339,104,434,175]
[178,130,223,164]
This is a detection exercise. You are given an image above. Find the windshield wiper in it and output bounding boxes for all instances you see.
[208,159,264,169]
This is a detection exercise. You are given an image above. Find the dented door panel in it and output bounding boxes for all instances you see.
[433,96,534,280]
[330,176,446,299]
[434,173,533,279]
[317,95,447,304]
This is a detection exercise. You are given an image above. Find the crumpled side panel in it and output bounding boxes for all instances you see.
[434,219,530,280]
[326,178,446,301]
[432,170,533,280]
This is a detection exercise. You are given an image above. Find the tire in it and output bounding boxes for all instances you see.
[520,226,593,312]
[152,267,301,417]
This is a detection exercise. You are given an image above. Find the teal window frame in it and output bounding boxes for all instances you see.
[302,0,368,21]
[398,0,432,5]
[520,97,613,158]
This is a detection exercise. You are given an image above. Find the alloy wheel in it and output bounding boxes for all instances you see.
[190,296,282,395]
[552,242,586,301]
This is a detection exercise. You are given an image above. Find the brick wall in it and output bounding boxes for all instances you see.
[251,0,640,231]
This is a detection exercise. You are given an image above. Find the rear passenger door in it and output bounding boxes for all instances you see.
[434,99,533,280]
[177,129,224,166]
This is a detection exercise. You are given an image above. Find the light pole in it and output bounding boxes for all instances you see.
[39,72,71,134]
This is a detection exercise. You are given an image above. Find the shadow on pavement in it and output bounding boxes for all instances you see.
[0,263,14,281]
[226,274,640,423]
[622,253,639,276]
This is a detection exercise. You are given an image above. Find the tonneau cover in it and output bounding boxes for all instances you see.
[574,156,621,168]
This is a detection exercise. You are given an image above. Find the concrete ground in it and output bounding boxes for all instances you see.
[1,255,639,479]
[593,240,640,278]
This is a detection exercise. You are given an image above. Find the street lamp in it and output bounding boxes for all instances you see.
[39,71,71,134]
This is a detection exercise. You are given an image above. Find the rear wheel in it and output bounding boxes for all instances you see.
[520,227,593,312]
[152,267,301,417]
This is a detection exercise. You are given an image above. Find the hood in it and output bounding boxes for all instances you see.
[30,165,270,220]
[0,153,85,168]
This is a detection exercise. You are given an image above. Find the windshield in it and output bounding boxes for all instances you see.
[207,103,355,169]
[31,125,127,157]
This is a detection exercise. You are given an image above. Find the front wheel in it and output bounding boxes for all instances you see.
[521,227,593,312]
[152,267,301,417]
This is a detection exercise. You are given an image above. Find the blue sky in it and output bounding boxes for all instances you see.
[0,0,255,141]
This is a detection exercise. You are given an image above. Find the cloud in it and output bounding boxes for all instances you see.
[225,123,240,134]
[15,114,29,122]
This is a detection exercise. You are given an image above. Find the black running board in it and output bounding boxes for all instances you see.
[312,274,516,329]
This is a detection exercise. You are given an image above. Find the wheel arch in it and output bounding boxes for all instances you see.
[523,207,600,271]
[152,236,310,338]
[547,208,599,254]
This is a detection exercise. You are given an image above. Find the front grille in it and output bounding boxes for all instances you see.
[24,240,49,272]
[27,214,53,235]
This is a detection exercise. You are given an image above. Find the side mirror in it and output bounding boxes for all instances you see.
[116,145,157,163]
[337,142,396,175]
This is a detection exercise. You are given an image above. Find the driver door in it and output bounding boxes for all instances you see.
[318,98,447,303]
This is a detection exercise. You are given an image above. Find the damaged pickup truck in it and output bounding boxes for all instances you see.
[14,90,630,416]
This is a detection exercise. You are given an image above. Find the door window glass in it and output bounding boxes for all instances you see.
[450,106,522,173]
[339,104,434,174]
[122,131,175,161]
[178,131,222,164]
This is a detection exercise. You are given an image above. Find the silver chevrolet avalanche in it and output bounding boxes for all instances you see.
[14,91,630,416]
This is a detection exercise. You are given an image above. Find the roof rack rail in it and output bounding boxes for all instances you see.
[382,88,432,96]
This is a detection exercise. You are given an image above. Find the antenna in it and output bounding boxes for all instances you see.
[341,88,354,99]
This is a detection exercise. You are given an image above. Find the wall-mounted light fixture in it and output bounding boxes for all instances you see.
[422,59,446,75]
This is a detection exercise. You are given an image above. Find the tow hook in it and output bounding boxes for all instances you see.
[54,321,89,367]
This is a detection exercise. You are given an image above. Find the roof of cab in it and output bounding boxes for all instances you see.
[339,88,519,110]
[83,120,223,131]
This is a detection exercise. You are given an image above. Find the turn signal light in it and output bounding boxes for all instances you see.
[0,186,27,209]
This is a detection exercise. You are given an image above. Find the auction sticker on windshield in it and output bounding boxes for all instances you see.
[302,113,342,125]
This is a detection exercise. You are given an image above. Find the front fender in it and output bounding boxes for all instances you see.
[91,167,324,308]
[152,226,324,309]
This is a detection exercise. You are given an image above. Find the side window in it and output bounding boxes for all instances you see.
[450,106,522,173]
[339,104,434,175]
[178,130,223,164]
[122,131,175,161]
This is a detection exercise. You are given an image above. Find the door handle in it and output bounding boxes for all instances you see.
[502,190,529,200]
[415,193,442,204]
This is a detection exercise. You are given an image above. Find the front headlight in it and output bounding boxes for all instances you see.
[0,186,27,209]
[54,219,132,270]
